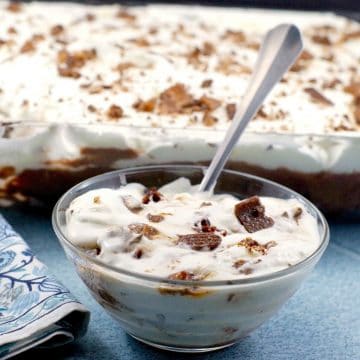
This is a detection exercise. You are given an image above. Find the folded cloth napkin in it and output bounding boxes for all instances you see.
[0,215,90,359]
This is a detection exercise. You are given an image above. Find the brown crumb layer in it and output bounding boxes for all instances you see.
[0,158,359,215]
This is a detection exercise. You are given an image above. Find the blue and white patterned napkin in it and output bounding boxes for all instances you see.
[0,215,90,359]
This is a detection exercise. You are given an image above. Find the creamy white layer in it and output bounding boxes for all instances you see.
[2,124,360,175]
[65,178,320,280]
[0,2,358,131]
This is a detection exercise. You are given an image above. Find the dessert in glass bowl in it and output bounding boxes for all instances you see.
[53,165,329,352]
[0,1,359,215]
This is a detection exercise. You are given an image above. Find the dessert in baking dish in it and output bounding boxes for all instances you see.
[0,1,359,213]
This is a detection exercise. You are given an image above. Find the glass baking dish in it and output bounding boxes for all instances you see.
[1,121,359,215]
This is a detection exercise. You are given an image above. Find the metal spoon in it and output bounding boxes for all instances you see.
[199,24,303,192]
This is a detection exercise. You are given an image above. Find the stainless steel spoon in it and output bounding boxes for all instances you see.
[199,24,303,192]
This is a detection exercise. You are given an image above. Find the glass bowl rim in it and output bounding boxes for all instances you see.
[52,164,329,287]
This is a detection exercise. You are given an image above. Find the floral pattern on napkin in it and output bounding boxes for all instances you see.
[0,215,89,359]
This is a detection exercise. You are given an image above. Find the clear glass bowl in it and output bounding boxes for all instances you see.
[52,165,329,353]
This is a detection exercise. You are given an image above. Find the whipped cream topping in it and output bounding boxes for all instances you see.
[65,178,321,280]
[0,1,359,135]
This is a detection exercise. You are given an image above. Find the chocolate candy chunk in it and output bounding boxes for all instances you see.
[192,218,227,237]
[233,259,246,269]
[293,207,303,223]
[142,187,163,204]
[158,83,194,114]
[238,237,277,255]
[178,233,221,251]
[200,201,212,207]
[222,29,246,43]
[133,97,156,112]
[50,24,64,36]
[193,218,214,233]
[116,9,136,22]
[234,196,274,233]
[128,223,159,239]
[201,79,213,88]
[57,48,97,68]
[299,49,314,61]
[344,82,360,98]
[239,268,253,275]
[107,104,123,119]
[226,103,236,120]
[304,87,333,106]
[168,271,195,281]
[198,95,221,111]
[133,248,143,259]
[122,195,143,213]
[147,213,164,223]
[202,111,218,127]
[114,61,134,73]
[311,34,331,45]
[20,34,45,54]
[57,48,97,79]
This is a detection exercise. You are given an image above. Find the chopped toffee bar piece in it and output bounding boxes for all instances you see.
[57,48,97,78]
[201,79,213,88]
[178,233,221,251]
[50,24,65,36]
[128,223,159,239]
[293,207,303,223]
[233,259,246,269]
[237,237,277,255]
[142,187,163,204]
[133,98,156,112]
[304,87,333,106]
[158,83,194,115]
[234,196,274,233]
[168,271,195,280]
[226,103,236,120]
[147,213,165,223]
[107,104,124,120]
[122,195,143,213]
[133,248,143,259]
[193,218,216,233]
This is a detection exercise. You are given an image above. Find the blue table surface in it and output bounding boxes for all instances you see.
[1,207,359,360]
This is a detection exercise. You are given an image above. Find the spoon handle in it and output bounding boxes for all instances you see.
[199,24,303,192]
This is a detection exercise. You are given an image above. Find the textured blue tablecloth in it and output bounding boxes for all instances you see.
[1,207,359,360]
